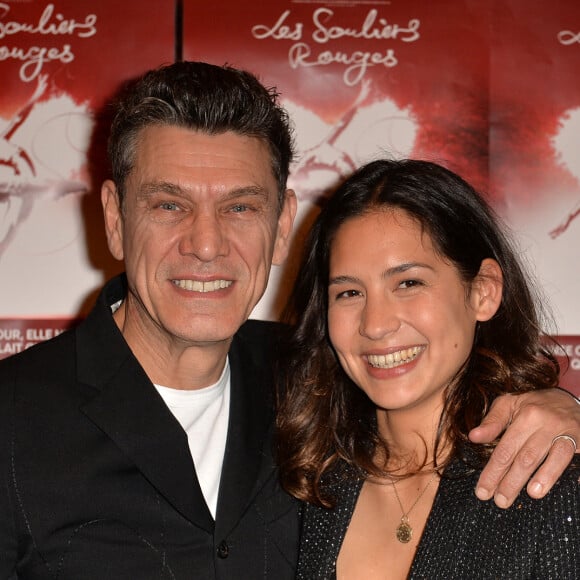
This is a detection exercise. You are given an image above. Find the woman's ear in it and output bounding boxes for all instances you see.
[471,258,503,322]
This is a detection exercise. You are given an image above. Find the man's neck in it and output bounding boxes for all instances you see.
[113,303,231,390]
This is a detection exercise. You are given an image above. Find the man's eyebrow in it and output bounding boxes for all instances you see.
[220,185,270,201]
[136,181,185,199]
[136,182,270,200]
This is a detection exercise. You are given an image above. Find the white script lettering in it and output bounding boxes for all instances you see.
[0,43,74,81]
[558,30,580,45]
[0,3,97,40]
[312,8,420,44]
[289,42,398,86]
[0,3,97,82]
[251,10,302,41]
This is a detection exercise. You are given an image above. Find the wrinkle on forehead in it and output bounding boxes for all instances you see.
[135,180,271,203]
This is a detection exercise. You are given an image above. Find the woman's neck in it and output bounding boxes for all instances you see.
[375,403,448,473]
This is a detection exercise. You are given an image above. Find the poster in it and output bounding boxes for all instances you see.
[184,0,490,318]
[1,0,579,395]
[184,0,580,394]
[490,0,580,394]
[0,0,174,356]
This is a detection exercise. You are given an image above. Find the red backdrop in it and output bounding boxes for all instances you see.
[1,0,579,395]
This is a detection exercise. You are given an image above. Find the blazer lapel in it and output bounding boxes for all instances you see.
[75,277,214,533]
[214,324,277,537]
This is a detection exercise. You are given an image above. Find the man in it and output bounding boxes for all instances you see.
[0,61,578,579]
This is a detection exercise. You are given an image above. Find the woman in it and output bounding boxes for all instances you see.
[277,159,579,579]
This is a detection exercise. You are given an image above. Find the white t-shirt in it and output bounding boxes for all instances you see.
[154,361,230,519]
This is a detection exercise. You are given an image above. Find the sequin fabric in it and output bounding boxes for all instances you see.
[297,457,580,579]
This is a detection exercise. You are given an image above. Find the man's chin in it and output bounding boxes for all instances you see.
[170,319,241,347]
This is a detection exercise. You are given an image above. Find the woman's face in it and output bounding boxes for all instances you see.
[327,208,492,417]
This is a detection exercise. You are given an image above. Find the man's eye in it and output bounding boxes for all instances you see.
[159,201,179,211]
[230,204,250,213]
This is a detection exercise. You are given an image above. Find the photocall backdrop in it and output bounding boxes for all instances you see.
[1,0,579,396]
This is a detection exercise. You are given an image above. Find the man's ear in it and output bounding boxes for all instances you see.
[472,258,503,322]
[272,188,297,266]
[101,180,124,261]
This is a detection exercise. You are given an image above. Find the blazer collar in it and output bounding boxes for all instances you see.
[214,324,277,536]
[76,275,214,533]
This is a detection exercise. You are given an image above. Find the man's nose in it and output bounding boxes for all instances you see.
[178,211,227,261]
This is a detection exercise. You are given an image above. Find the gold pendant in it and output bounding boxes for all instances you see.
[396,516,413,543]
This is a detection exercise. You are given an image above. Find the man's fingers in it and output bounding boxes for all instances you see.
[469,396,514,444]
[473,401,550,507]
[475,431,544,507]
[471,389,580,508]
[471,396,519,503]
[476,428,578,508]
[527,435,578,499]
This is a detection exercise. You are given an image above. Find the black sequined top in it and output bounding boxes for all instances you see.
[297,457,580,579]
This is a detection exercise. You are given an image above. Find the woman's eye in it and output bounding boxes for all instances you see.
[398,279,421,289]
[335,289,361,300]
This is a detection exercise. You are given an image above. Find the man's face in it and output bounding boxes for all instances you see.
[102,125,296,353]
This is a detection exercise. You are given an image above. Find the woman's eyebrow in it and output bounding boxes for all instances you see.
[329,262,435,287]
[381,262,434,279]
[328,274,361,286]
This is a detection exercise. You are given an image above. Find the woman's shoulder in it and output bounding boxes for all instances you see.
[436,452,579,516]
[305,461,363,515]
[539,457,580,507]
[298,463,363,580]
[411,456,579,578]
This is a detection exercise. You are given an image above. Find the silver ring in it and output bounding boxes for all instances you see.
[551,434,577,453]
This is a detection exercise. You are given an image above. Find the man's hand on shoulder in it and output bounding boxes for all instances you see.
[469,388,580,508]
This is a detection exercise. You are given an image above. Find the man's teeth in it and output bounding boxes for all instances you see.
[367,346,423,369]
[173,279,232,292]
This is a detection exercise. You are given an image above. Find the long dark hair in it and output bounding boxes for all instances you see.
[277,159,559,506]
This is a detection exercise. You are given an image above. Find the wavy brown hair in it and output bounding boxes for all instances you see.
[277,159,560,507]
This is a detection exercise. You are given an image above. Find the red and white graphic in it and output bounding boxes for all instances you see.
[1,0,579,395]
[0,0,174,322]
[0,74,90,257]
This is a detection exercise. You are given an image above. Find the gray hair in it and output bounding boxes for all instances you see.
[107,61,295,208]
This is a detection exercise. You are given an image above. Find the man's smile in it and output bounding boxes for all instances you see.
[172,279,233,292]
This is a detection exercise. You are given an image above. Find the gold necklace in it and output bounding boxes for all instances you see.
[390,472,438,544]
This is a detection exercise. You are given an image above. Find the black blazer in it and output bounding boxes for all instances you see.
[297,457,580,579]
[0,276,300,580]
